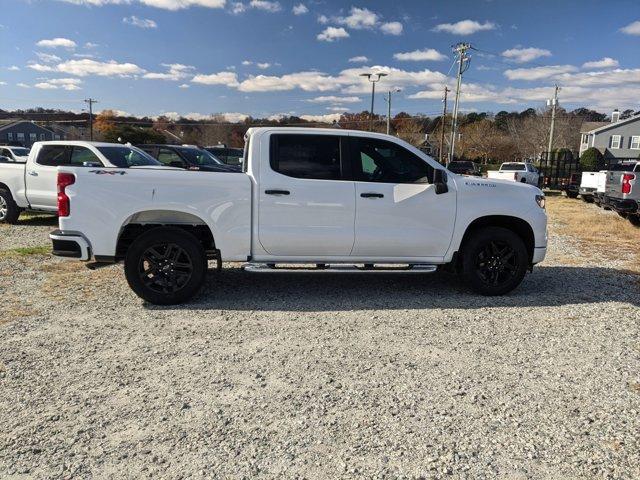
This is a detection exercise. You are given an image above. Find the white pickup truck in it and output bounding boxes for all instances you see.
[0,141,161,223]
[50,128,548,304]
[487,162,541,185]
[0,145,31,163]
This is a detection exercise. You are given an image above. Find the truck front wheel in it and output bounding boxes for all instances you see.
[0,189,20,224]
[124,227,207,305]
[461,227,528,296]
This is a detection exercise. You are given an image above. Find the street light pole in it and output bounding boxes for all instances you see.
[360,72,387,131]
[448,43,471,164]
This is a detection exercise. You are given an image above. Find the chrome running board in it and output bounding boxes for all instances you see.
[242,263,438,273]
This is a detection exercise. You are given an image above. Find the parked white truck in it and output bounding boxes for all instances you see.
[49,128,548,304]
[0,145,30,163]
[578,171,605,203]
[487,162,541,185]
[0,141,161,223]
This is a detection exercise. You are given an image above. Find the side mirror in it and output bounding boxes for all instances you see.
[434,169,449,194]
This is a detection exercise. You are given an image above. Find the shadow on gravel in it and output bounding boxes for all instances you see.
[15,215,58,227]
[147,265,640,311]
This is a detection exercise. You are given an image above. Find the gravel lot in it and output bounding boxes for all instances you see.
[1,200,639,479]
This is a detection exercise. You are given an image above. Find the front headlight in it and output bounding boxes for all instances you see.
[535,194,546,209]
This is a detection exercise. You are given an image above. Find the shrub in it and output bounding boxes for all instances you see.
[580,147,605,171]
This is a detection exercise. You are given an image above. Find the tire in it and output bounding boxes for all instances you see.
[567,192,578,199]
[628,215,640,227]
[124,227,207,305]
[0,189,20,224]
[581,196,593,203]
[462,227,528,296]
[520,178,527,183]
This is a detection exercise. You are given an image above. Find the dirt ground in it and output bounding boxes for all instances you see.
[0,196,639,479]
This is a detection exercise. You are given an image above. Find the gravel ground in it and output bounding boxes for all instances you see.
[0,201,639,479]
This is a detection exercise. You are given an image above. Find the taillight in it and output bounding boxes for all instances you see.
[57,172,75,217]
[622,173,635,194]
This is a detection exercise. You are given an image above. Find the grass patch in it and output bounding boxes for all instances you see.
[0,245,51,257]
[547,196,640,273]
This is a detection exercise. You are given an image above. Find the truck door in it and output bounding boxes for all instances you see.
[349,136,456,259]
[258,133,355,256]
[26,145,104,210]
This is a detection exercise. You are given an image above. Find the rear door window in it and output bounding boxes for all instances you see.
[69,146,103,166]
[157,148,186,167]
[36,145,71,166]
[270,134,343,180]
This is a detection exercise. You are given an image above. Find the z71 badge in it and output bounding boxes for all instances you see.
[89,170,126,175]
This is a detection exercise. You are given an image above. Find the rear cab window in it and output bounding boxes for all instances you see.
[270,134,343,180]
[501,163,526,171]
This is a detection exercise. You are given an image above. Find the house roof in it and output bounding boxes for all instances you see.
[0,120,55,134]
[580,121,608,133]
[580,113,640,134]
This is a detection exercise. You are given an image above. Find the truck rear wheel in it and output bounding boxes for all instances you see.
[628,215,640,227]
[462,227,528,296]
[0,189,20,224]
[124,227,207,305]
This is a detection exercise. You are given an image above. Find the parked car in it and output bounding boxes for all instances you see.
[0,141,161,223]
[562,173,580,198]
[137,144,240,172]
[487,162,541,185]
[204,145,244,166]
[603,161,640,226]
[579,171,603,203]
[50,127,547,305]
[0,145,30,163]
[447,160,481,176]
[595,162,637,207]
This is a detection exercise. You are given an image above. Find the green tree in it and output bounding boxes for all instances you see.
[102,125,165,144]
[579,147,604,171]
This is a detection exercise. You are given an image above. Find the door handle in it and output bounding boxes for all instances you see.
[360,192,384,198]
[265,189,290,195]
[28,171,38,176]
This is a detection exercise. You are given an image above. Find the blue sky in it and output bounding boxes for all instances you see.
[1,0,639,122]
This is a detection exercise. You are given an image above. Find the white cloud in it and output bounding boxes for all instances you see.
[300,113,341,123]
[380,21,403,35]
[7,66,20,71]
[34,77,83,90]
[59,0,227,7]
[256,62,271,69]
[620,20,640,36]
[242,60,252,65]
[178,83,190,88]
[84,42,99,49]
[36,37,77,49]
[191,71,240,86]
[504,65,578,81]
[123,15,158,28]
[144,63,194,80]
[554,68,640,87]
[336,7,378,29]
[348,56,369,63]
[317,14,329,24]
[249,0,281,12]
[432,19,495,35]
[35,52,62,63]
[501,47,552,63]
[0,81,6,86]
[238,71,338,91]
[307,95,361,104]
[317,26,349,42]
[582,57,619,69]
[292,3,307,15]
[230,2,246,14]
[57,58,145,76]
[17,83,30,88]
[27,63,55,72]
[393,48,446,62]
[327,106,349,112]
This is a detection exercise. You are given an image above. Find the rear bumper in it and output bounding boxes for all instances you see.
[579,187,596,196]
[604,196,638,213]
[49,230,91,260]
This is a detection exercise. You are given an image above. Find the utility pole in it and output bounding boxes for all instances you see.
[448,43,471,164]
[360,72,387,131]
[439,86,450,164]
[385,88,401,135]
[83,98,98,141]
[546,85,560,160]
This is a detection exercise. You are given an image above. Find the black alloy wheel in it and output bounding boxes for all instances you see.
[138,243,194,294]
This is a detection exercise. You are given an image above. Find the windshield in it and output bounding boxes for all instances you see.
[179,148,223,166]
[10,147,30,157]
[97,146,161,168]
[501,163,526,171]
